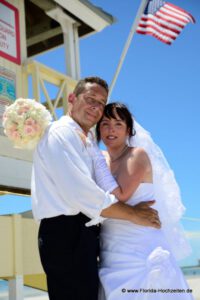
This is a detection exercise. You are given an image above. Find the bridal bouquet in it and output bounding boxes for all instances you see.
[3,98,52,149]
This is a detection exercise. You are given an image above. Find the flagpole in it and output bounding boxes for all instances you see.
[108,0,149,101]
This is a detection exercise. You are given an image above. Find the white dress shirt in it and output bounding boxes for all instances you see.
[31,116,117,225]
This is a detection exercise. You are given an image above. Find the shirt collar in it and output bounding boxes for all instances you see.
[62,115,83,132]
[61,115,95,142]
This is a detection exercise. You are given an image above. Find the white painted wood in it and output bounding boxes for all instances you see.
[8,276,24,300]
[62,22,77,79]
[19,0,27,63]
[0,215,44,278]
[32,64,41,102]
[54,0,110,32]
[0,156,32,189]
[39,78,57,119]
[73,24,81,79]
[12,215,23,275]
[0,136,33,161]
[53,80,66,110]
[0,0,27,132]
[27,27,62,47]
[0,216,14,276]
[46,7,80,79]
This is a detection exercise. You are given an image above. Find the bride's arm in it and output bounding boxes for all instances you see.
[88,143,151,202]
[111,148,152,202]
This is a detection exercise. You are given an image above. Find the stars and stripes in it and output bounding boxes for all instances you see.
[136,0,195,45]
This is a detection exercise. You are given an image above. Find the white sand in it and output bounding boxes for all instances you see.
[187,276,200,300]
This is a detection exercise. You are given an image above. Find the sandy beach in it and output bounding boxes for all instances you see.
[187,276,200,300]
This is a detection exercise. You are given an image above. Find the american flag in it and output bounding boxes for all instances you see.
[136,0,195,45]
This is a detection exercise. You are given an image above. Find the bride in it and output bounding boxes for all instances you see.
[92,102,194,300]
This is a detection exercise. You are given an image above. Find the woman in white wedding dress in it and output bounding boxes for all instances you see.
[95,102,194,300]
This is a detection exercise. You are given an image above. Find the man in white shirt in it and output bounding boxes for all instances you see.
[31,77,160,300]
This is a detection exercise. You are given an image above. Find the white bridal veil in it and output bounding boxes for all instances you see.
[128,120,191,260]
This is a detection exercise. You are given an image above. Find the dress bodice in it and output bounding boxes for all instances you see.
[101,183,156,233]
[126,182,154,206]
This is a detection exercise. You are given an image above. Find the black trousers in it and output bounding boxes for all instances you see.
[38,214,100,300]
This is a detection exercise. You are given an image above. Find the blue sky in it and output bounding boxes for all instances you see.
[0,0,200,266]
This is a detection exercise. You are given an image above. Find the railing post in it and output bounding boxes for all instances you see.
[21,65,29,98]
[8,215,23,300]
[22,60,77,115]
[46,7,80,80]
[32,63,41,102]
[8,275,23,300]
[62,79,68,115]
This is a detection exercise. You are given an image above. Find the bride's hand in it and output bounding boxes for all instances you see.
[131,200,161,229]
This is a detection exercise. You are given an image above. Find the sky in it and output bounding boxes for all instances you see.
[0,0,200,266]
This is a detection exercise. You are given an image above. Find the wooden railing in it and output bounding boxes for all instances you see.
[22,60,77,119]
[0,214,47,293]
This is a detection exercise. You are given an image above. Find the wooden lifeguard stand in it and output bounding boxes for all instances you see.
[0,1,114,299]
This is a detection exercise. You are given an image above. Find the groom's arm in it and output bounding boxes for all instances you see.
[101,200,161,228]
[46,126,160,228]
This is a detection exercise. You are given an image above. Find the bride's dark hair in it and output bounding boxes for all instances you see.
[96,102,135,142]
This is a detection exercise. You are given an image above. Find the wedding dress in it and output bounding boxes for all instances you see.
[98,183,194,300]
[88,119,193,300]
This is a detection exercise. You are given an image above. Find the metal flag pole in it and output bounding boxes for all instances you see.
[108,0,149,101]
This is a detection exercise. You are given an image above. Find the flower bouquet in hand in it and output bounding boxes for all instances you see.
[3,98,52,149]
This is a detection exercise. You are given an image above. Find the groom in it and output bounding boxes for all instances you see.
[31,76,160,300]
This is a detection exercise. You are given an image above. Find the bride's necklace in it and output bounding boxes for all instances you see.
[110,145,129,163]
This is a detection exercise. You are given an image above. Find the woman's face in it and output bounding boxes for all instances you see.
[99,113,129,148]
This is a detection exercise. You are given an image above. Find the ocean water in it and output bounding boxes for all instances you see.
[0,279,7,292]
[182,266,200,277]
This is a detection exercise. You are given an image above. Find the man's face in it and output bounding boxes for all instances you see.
[70,83,108,133]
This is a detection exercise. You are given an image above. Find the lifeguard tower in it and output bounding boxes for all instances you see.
[0,0,114,298]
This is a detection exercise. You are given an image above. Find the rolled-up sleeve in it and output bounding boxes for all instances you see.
[43,126,117,224]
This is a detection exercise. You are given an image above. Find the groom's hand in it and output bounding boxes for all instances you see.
[101,200,161,228]
[131,200,161,229]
